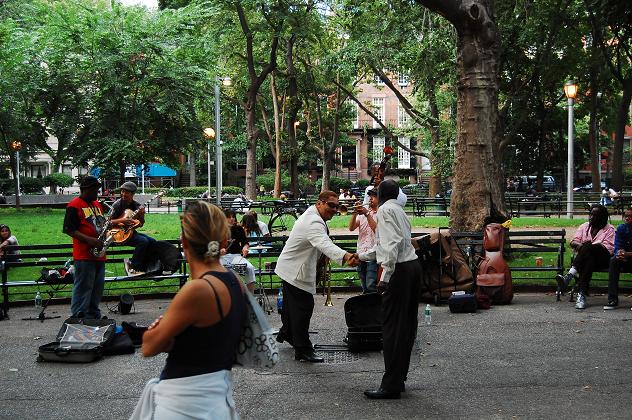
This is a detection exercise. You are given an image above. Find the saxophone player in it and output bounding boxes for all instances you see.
[275,190,359,363]
[62,176,107,319]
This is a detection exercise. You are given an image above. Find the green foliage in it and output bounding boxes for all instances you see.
[623,167,632,185]
[20,177,46,193]
[256,170,289,191]
[354,179,370,189]
[44,173,74,189]
[162,186,243,198]
[398,179,410,187]
[317,176,352,192]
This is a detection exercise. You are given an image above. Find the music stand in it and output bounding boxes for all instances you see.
[250,244,273,314]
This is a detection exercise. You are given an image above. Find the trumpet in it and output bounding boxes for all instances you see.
[339,204,348,216]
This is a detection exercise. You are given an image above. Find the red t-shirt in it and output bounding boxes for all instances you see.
[63,197,107,261]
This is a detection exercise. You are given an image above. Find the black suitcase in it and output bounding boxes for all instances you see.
[344,293,382,352]
[37,318,116,363]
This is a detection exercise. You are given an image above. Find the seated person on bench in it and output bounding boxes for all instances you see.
[0,224,21,262]
[604,208,632,310]
[220,209,256,293]
[110,182,156,276]
[556,204,615,309]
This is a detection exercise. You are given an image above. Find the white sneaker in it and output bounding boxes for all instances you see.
[575,292,587,310]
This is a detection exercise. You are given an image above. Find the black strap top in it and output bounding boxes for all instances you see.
[160,270,246,380]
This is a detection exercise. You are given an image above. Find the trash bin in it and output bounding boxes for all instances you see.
[177,199,183,213]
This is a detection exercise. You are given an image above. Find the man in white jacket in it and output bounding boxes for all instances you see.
[275,190,359,363]
[360,179,421,399]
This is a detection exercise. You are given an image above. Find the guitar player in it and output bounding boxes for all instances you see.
[111,182,156,276]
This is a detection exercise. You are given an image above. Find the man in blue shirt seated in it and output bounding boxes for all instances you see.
[605,208,632,309]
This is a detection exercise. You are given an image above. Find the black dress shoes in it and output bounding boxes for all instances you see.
[295,350,324,363]
[364,388,401,399]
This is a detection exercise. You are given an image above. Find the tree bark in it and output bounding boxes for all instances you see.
[588,76,601,192]
[417,0,507,231]
[285,35,300,198]
[236,2,282,200]
[610,79,632,191]
[270,73,283,198]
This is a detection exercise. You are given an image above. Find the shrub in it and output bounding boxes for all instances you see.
[21,177,46,194]
[398,179,410,187]
[354,179,370,189]
[316,176,352,192]
[45,173,74,190]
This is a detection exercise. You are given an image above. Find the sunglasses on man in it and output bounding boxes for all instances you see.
[321,201,339,209]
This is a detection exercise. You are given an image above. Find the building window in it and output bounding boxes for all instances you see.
[373,136,385,162]
[30,164,47,178]
[398,104,410,128]
[62,165,73,176]
[372,97,384,129]
[373,73,385,86]
[398,137,411,169]
[347,100,359,129]
[398,72,409,86]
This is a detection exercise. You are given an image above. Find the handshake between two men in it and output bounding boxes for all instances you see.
[343,252,361,267]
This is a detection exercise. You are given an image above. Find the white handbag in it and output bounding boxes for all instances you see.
[234,289,280,369]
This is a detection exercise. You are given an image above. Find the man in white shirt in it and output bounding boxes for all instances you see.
[360,179,421,399]
[275,190,359,363]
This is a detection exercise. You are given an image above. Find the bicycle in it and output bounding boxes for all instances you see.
[266,199,308,235]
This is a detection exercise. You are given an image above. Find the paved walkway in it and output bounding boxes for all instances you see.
[1,292,631,419]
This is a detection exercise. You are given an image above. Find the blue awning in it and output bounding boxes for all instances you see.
[136,163,176,177]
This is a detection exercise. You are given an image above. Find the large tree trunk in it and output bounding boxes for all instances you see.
[610,79,632,191]
[588,76,601,192]
[427,80,442,197]
[417,0,506,231]
[244,90,259,199]
[270,73,282,198]
[286,36,300,198]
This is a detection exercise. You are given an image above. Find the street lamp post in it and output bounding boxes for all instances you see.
[564,81,578,218]
[10,141,21,209]
[203,127,215,203]
[214,76,232,206]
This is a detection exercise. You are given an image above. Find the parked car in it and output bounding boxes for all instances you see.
[513,176,557,192]
[402,183,428,195]
[573,181,606,192]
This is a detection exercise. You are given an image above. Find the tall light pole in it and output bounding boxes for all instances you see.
[203,127,215,202]
[214,76,231,206]
[564,80,578,219]
[10,141,21,209]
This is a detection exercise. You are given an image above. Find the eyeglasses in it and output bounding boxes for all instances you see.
[324,201,339,209]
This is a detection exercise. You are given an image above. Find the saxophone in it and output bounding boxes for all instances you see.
[92,206,115,258]
[316,254,333,307]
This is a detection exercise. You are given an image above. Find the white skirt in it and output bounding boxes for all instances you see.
[129,370,238,420]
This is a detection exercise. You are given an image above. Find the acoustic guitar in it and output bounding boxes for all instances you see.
[108,191,165,244]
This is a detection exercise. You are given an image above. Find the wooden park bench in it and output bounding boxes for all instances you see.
[0,241,187,320]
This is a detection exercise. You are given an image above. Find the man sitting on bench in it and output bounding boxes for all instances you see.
[604,208,632,310]
[110,182,156,276]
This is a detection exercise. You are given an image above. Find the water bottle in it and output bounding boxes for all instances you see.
[35,291,42,309]
[276,288,283,314]
[424,304,432,326]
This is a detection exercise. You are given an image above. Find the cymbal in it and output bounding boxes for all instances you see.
[249,244,271,250]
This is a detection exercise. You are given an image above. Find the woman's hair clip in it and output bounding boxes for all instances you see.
[205,241,220,258]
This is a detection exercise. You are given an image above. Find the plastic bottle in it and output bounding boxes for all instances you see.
[35,291,42,309]
[424,304,432,326]
[276,288,283,314]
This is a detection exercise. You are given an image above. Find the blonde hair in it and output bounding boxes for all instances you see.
[181,201,229,262]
